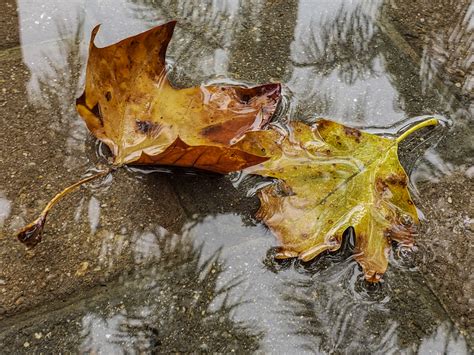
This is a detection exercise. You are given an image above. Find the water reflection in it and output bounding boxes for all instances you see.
[291,1,382,85]
[80,226,262,353]
[128,0,241,84]
[87,196,100,234]
[287,0,406,126]
[0,193,12,228]
[382,0,473,178]
[25,12,91,170]
[128,0,298,84]
[387,0,473,99]
[279,264,470,353]
[418,322,469,354]
[280,272,398,353]
[288,0,471,180]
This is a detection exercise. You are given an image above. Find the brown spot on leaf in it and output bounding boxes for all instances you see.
[343,126,362,143]
[386,216,417,245]
[386,173,407,187]
[316,120,329,130]
[135,120,162,137]
[375,177,389,194]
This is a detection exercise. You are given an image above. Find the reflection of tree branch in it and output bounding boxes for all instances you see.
[128,0,238,49]
[279,258,470,353]
[35,15,84,115]
[127,0,240,79]
[81,226,262,352]
[380,0,473,172]
[293,3,382,85]
[279,276,395,353]
[419,0,473,96]
[31,13,90,169]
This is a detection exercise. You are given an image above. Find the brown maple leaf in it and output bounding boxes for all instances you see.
[76,21,281,174]
[17,21,281,247]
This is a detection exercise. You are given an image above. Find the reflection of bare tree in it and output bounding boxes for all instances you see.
[128,0,239,48]
[292,2,381,85]
[379,0,472,116]
[32,13,91,169]
[380,0,473,171]
[382,0,473,100]
[128,0,298,84]
[420,4,473,97]
[418,322,469,353]
[280,264,467,353]
[341,90,370,123]
[80,226,262,353]
[128,0,241,84]
[34,18,84,114]
[281,278,398,353]
[291,0,471,173]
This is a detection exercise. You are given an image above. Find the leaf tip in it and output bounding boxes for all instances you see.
[90,24,101,48]
[365,270,383,283]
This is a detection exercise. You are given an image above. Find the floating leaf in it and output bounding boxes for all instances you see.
[236,119,438,281]
[76,21,281,173]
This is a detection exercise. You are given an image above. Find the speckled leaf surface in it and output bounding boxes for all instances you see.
[236,120,419,281]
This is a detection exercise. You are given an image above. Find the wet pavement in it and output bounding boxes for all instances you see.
[0,0,472,353]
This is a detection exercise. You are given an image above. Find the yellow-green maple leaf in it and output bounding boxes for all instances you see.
[236,119,437,281]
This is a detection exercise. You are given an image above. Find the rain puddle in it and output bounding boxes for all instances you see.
[0,0,472,353]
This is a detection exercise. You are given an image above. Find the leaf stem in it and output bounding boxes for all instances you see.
[16,169,111,248]
[396,118,439,143]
